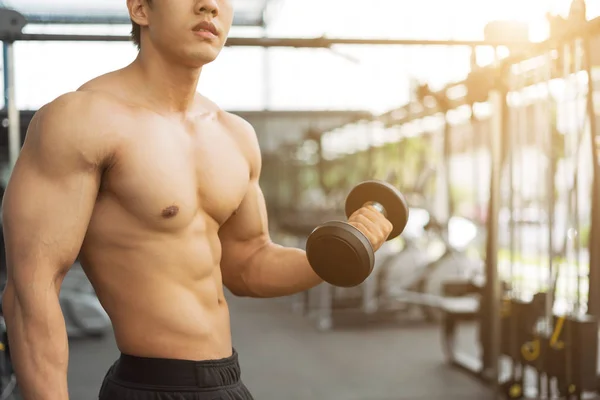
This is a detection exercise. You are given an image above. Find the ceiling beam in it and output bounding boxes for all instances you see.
[20,12,264,27]
[3,33,530,48]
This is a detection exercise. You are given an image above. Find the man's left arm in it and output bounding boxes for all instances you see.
[218,117,322,298]
[219,179,322,298]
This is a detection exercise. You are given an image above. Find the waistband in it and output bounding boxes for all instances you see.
[110,349,241,389]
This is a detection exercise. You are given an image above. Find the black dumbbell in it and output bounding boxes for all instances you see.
[306,180,409,287]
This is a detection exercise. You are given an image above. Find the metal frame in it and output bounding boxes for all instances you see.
[583,35,600,319]
[2,42,17,169]
[21,13,266,27]
[298,17,600,142]
[1,33,532,47]
[426,16,600,398]
[379,16,600,129]
[0,6,535,168]
[294,13,600,397]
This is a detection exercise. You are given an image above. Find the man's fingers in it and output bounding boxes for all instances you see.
[350,216,386,248]
[354,214,383,238]
[352,207,393,236]
[349,221,370,240]
[358,205,383,221]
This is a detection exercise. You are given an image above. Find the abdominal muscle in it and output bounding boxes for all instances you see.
[79,209,233,362]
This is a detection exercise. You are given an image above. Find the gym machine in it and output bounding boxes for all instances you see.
[440,8,600,399]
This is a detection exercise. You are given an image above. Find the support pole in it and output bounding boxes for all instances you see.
[584,36,600,318]
[2,41,8,109]
[5,41,19,168]
[262,25,271,110]
[484,85,506,399]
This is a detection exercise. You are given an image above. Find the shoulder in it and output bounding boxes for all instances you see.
[26,91,119,168]
[36,90,116,122]
[193,94,261,176]
[195,94,256,143]
[222,111,256,141]
[221,111,262,177]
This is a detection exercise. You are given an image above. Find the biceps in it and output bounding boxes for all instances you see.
[221,181,269,242]
[3,154,100,282]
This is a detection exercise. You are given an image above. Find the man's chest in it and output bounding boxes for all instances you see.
[103,118,251,228]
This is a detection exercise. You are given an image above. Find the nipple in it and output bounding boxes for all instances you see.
[161,205,180,218]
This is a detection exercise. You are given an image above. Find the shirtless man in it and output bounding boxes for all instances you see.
[1,1,393,399]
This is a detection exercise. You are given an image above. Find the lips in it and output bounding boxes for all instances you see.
[193,21,218,36]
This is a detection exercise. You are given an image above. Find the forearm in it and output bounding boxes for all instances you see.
[238,243,322,298]
[3,283,69,400]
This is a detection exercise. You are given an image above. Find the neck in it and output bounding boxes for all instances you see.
[129,46,202,114]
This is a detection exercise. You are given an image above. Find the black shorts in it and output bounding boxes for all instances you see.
[99,349,254,400]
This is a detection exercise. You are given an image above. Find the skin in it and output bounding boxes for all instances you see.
[1,0,393,399]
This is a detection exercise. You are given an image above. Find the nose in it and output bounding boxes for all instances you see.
[196,0,219,17]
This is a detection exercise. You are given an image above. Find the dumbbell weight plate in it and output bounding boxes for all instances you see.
[345,180,409,241]
[306,221,374,287]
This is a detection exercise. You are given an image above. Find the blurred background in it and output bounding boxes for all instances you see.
[1,0,600,399]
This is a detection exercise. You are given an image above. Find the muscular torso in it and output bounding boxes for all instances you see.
[77,73,251,361]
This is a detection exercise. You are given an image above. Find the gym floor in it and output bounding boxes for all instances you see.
[67,293,491,400]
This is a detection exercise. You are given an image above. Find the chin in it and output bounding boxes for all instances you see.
[185,46,222,67]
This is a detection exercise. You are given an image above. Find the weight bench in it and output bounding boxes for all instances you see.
[370,283,482,372]
[439,283,484,378]
[385,282,483,368]
[380,281,480,316]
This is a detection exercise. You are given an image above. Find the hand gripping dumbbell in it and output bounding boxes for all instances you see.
[306,180,409,287]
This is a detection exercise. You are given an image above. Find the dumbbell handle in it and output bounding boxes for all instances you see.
[362,201,387,218]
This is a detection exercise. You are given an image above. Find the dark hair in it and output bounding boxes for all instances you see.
[131,22,141,50]
[131,0,152,50]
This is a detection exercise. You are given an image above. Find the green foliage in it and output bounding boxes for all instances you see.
[580,223,590,248]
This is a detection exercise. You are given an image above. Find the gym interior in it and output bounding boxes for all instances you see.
[2,0,600,399]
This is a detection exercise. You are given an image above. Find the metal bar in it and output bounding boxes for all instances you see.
[5,41,19,168]
[450,355,487,382]
[544,51,555,333]
[2,42,8,109]
[22,13,264,27]
[226,37,530,47]
[485,88,505,399]
[16,33,129,42]
[23,14,132,25]
[441,116,454,220]
[262,48,270,109]
[584,34,600,318]
[6,33,530,47]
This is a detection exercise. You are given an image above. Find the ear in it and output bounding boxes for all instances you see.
[127,0,150,27]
